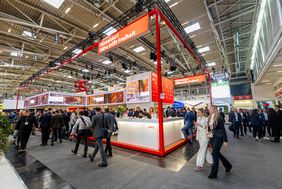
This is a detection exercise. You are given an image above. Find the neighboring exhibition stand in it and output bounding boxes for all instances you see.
[20,6,210,156]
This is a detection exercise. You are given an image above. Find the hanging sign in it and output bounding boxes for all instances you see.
[174,75,206,85]
[98,14,150,54]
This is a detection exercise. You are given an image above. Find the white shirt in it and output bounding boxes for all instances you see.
[209,114,215,129]
[197,116,209,141]
[263,112,268,121]
[235,113,238,122]
[72,115,91,133]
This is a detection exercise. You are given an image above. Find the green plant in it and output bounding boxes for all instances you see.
[117,106,126,113]
[0,113,12,155]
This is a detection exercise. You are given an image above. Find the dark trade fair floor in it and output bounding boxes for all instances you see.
[5,129,282,189]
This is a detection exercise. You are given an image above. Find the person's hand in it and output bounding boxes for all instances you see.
[194,122,200,126]
[223,142,228,147]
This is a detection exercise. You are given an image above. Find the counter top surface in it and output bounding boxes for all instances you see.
[117,117,183,123]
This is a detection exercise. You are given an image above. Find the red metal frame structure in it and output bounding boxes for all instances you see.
[17,8,211,156]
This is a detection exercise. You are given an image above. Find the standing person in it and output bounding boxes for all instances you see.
[69,110,77,139]
[251,109,263,141]
[208,106,232,179]
[262,109,271,138]
[246,110,252,132]
[71,111,92,157]
[39,109,52,146]
[274,105,282,141]
[50,110,64,146]
[104,108,118,157]
[229,108,241,138]
[181,108,195,144]
[88,107,108,167]
[219,108,225,123]
[269,107,280,143]
[194,108,213,171]
[242,109,249,135]
[62,110,70,138]
[238,109,244,136]
[15,110,38,152]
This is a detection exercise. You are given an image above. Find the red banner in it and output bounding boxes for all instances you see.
[174,75,206,85]
[151,72,174,104]
[233,95,253,100]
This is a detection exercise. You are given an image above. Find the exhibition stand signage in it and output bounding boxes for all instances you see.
[174,74,206,85]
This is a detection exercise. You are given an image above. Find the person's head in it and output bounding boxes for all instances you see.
[48,108,52,112]
[26,110,30,116]
[239,109,243,112]
[219,108,222,112]
[55,110,60,114]
[243,109,246,112]
[149,107,154,113]
[252,109,258,115]
[143,109,147,112]
[209,106,219,124]
[263,108,267,113]
[79,111,84,116]
[192,107,195,112]
[105,108,110,113]
[95,107,102,112]
[234,108,238,113]
[187,107,191,112]
[136,106,141,111]
[197,108,204,117]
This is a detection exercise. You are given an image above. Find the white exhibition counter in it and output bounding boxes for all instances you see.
[117,118,184,150]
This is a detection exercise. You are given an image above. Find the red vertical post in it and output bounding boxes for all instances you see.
[155,9,165,155]
[16,89,19,111]
[207,73,212,105]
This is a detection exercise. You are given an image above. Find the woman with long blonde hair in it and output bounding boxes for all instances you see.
[208,106,232,179]
[194,108,213,171]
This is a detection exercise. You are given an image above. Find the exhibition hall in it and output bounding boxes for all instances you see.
[0,0,282,189]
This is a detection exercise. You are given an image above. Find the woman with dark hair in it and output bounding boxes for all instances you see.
[268,108,280,143]
[251,109,263,141]
[208,106,232,179]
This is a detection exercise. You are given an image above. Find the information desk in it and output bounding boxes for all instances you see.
[117,118,184,150]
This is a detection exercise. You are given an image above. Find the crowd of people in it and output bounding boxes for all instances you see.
[10,107,118,167]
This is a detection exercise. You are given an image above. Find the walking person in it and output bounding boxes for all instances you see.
[242,109,249,135]
[208,106,232,179]
[269,108,280,143]
[104,108,118,157]
[50,110,64,146]
[181,108,195,144]
[88,107,108,167]
[15,110,38,152]
[251,109,263,142]
[39,109,52,146]
[69,110,77,139]
[71,111,92,157]
[229,108,242,138]
[261,109,271,138]
[194,108,213,171]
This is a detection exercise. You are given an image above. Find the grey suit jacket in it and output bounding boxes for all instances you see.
[105,113,118,132]
[91,112,106,138]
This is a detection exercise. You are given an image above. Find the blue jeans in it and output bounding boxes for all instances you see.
[181,125,193,142]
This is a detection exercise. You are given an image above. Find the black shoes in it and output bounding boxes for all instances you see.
[82,154,87,158]
[51,144,54,146]
[88,154,94,162]
[208,175,217,179]
[71,149,77,154]
[98,163,107,167]
[226,165,232,173]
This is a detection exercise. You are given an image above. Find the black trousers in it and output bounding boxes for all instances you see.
[105,132,113,156]
[262,121,272,137]
[90,137,107,164]
[209,136,232,177]
[18,128,32,150]
[234,122,240,138]
[74,130,89,155]
[51,128,62,145]
[253,124,262,139]
[243,120,249,134]
[272,125,280,142]
[41,127,50,145]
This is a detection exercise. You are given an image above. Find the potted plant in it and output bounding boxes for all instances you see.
[0,113,12,159]
[117,106,126,118]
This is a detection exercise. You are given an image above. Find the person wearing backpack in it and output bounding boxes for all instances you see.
[71,111,91,158]
[88,107,108,167]
[104,108,119,157]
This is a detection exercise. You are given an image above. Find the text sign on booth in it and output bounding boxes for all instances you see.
[174,75,206,85]
[98,14,150,54]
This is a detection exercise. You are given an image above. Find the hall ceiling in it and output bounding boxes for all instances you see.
[0,0,258,98]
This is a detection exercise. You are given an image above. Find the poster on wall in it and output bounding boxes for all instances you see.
[88,91,125,105]
[126,78,149,103]
[25,93,49,107]
[49,93,86,106]
[151,72,174,104]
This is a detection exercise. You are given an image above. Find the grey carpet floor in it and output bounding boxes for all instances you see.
[25,130,282,189]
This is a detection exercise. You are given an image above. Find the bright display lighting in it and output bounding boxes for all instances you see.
[93,23,99,28]
[198,46,210,53]
[165,0,171,2]
[273,64,282,67]
[22,31,36,38]
[10,52,23,57]
[211,81,231,98]
[124,70,130,73]
[103,27,117,36]
[102,60,112,65]
[67,75,73,78]
[133,46,146,53]
[207,62,216,67]
[184,23,201,34]
[73,48,82,55]
[82,69,89,73]
[43,0,65,9]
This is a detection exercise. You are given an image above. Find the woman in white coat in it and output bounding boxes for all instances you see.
[194,108,213,171]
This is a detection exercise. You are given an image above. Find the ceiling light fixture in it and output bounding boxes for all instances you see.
[8,28,11,33]
[103,27,117,36]
[102,60,112,65]
[273,64,282,67]
[65,7,71,13]
[207,62,216,67]
[63,46,67,50]
[169,2,179,8]
[67,75,73,79]
[10,52,22,57]
[43,0,65,9]
[198,46,210,53]
[184,23,201,34]
[82,69,89,73]
[73,48,82,55]
[124,70,130,73]
[133,46,146,53]
[93,23,99,28]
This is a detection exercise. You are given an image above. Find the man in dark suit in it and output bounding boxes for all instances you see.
[104,108,118,157]
[229,108,242,138]
[89,107,107,167]
[181,108,195,143]
[242,109,250,135]
[39,109,52,146]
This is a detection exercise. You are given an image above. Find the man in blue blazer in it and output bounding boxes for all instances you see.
[181,108,195,143]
